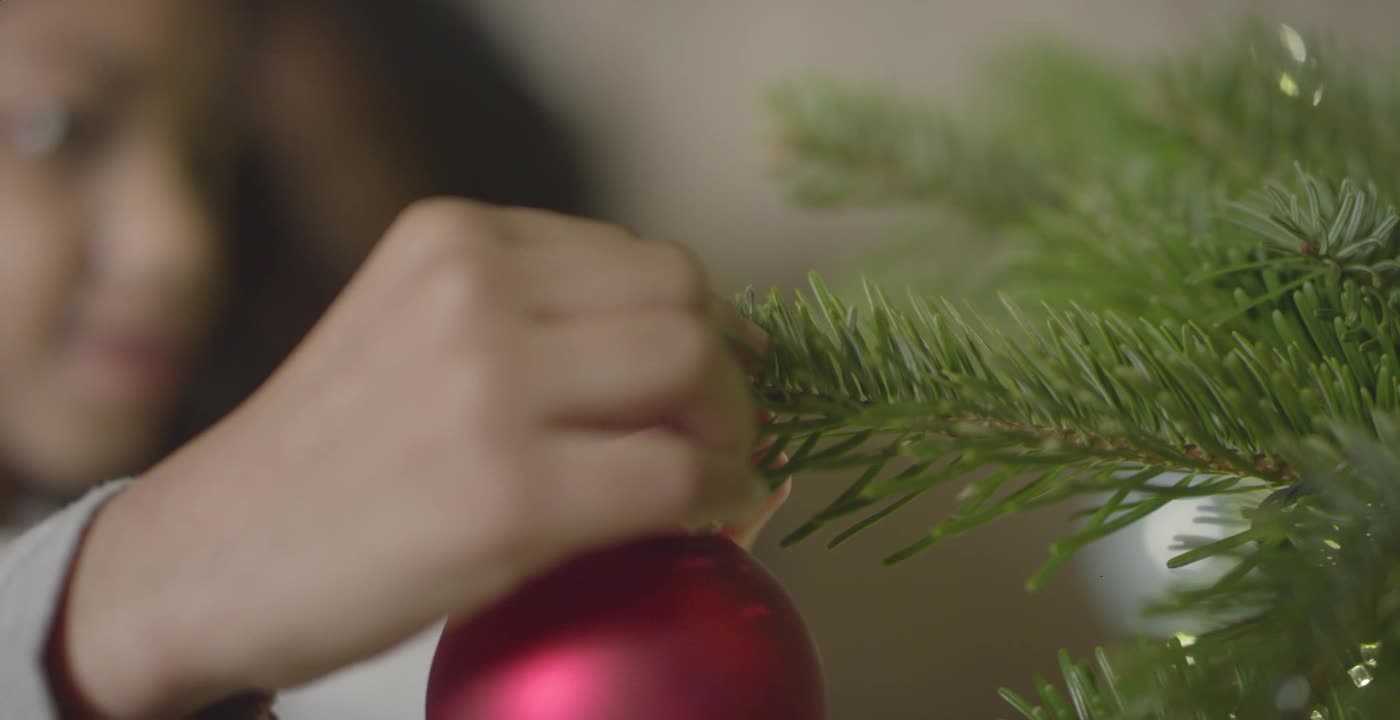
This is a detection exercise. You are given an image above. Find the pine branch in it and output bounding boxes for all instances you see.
[766,76,1058,222]
[995,420,1400,719]
[734,272,1383,576]
[768,23,1400,318]
[1150,21,1400,195]
[754,18,1400,719]
[1226,168,1400,305]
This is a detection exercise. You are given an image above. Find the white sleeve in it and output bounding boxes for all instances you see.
[0,479,131,718]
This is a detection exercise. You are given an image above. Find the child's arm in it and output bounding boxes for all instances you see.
[0,481,129,718]
[34,199,776,718]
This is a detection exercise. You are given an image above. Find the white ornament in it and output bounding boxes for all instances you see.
[1075,471,1271,637]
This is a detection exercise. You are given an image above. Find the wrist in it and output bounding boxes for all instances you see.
[51,483,242,718]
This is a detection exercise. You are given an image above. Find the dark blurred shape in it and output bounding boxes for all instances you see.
[322,0,591,214]
[168,0,592,455]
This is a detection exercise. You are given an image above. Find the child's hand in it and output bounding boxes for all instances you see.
[723,406,793,550]
[56,199,774,717]
[707,305,791,551]
[725,475,792,550]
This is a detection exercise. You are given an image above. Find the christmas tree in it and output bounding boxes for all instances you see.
[740,19,1400,719]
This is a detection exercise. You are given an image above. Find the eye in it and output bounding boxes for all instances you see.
[7,100,72,158]
[4,99,101,161]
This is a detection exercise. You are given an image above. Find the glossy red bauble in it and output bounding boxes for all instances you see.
[425,533,825,720]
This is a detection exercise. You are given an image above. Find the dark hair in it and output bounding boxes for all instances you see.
[164,0,592,454]
[327,0,591,213]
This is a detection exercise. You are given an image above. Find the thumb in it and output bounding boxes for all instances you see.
[722,475,792,551]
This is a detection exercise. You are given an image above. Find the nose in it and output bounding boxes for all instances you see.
[88,123,226,313]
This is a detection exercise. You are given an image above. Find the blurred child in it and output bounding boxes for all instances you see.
[0,1,786,717]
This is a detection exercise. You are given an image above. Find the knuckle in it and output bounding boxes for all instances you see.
[444,251,499,306]
[593,219,643,245]
[398,196,492,232]
[392,222,507,326]
[647,241,708,306]
[665,315,717,384]
[416,262,499,339]
[391,197,500,260]
[553,211,637,245]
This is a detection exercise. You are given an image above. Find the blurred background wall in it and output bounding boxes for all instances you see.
[456,2,1398,717]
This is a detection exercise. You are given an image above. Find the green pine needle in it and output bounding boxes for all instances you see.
[749,17,1400,719]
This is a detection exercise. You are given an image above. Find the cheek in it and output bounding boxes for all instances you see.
[0,162,95,485]
[0,162,85,378]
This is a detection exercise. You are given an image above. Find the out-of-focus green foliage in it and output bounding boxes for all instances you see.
[743,20,1400,718]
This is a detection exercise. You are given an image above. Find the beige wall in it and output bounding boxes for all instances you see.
[462,3,1396,717]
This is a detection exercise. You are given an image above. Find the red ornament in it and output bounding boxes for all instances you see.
[425,532,825,720]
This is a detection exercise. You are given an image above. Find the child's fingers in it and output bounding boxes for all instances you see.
[508,239,709,319]
[526,311,757,455]
[722,476,793,551]
[726,424,791,550]
[543,428,768,549]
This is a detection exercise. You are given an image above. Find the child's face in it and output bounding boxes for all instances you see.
[0,0,233,495]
